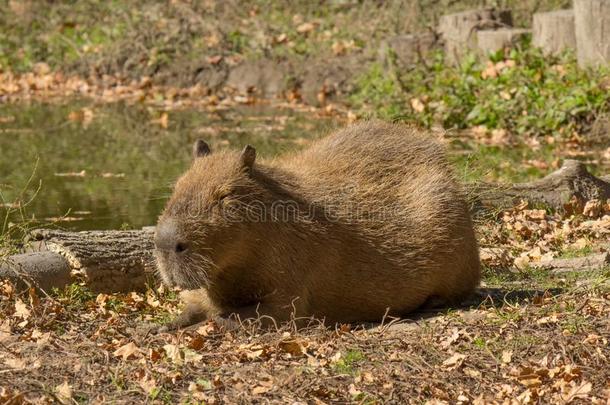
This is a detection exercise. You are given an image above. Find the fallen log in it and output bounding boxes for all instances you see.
[0,159,608,293]
[469,159,610,213]
[0,228,156,293]
[537,252,610,274]
[0,252,71,292]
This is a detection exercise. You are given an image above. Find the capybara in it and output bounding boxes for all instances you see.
[154,121,480,330]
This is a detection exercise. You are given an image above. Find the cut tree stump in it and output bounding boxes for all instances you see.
[438,8,513,62]
[532,9,576,55]
[477,28,531,54]
[470,159,610,213]
[0,160,608,293]
[574,0,610,67]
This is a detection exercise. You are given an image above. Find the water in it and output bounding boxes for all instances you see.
[0,101,339,230]
[2,101,607,232]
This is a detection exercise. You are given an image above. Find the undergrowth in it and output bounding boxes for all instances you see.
[0,164,42,256]
[351,41,610,138]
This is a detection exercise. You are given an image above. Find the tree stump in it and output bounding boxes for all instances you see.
[574,0,610,67]
[477,28,531,54]
[438,9,513,62]
[532,9,576,55]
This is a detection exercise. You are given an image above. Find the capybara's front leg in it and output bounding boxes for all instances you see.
[155,302,209,333]
[222,299,305,329]
[154,289,219,333]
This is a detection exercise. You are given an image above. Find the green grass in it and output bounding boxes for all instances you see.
[450,142,558,183]
[558,245,593,259]
[0,164,42,256]
[333,349,366,375]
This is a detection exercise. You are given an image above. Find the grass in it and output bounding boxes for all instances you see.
[558,245,593,259]
[332,349,366,375]
[0,164,42,256]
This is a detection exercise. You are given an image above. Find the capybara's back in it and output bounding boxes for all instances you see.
[277,121,481,321]
[155,121,481,327]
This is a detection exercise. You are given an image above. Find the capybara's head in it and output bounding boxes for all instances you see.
[154,140,262,289]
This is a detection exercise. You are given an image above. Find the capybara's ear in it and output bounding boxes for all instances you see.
[192,139,211,159]
[240,145,256,169]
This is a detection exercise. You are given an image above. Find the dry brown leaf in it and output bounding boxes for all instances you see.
[296,22,315,34]
[164,344,183,365]
[139,375,157,395]
[501,350,513,364]
[442,352,466,370]
[562,381,592,402]
[113,342,140,360]
[410,98,425,113]
[278,339,306,357]
[4,357,26,370]
[55,381,72,404]
[189,335,205,351]
[14,299,30,319]
[252,385,271,395]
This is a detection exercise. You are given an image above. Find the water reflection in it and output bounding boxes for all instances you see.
[0,101,339,230]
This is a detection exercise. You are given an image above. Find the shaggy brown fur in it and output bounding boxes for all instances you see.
[154,121,480,329]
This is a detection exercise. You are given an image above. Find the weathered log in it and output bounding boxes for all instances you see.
[532,9,576,56]
[537,252,610,273]
[470,159,610,213]
[0,252,71,292]
[477,28,531,54]
[438,9,513,62]
[12,228,157,293]
[574,0,610,67]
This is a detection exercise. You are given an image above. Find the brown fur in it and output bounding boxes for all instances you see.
[154,121,480,328]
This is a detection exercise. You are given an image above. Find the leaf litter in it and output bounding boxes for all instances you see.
[0,207,608,403]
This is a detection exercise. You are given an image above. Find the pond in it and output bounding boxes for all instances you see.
[2,101,607,233]
[0,101,340,231]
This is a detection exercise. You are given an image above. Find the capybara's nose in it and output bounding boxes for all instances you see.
[155,219,188,254]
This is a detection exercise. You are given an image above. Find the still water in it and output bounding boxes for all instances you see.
[0,101,339,230]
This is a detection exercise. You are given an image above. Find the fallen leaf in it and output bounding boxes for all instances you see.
[139,374,157,395]
[296,22,315,34]
[410,98,425,113]
[14,299,30,319]
[164,344,183,365]
[442,352,466,370]
[562,381,592,402]
[55,381,72,403]
[113,342,140,360]
[4,357,26,370]
[278,339,306,357]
